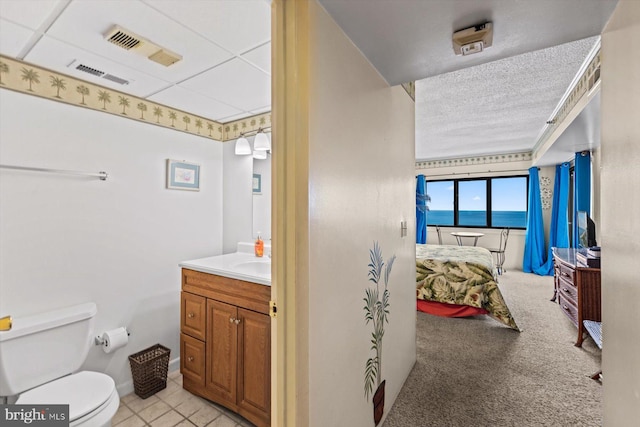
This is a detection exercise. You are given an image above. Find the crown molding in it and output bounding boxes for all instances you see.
[416,152,532,170]
[401,81,415,101]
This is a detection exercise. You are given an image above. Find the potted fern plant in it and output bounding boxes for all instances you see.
[363,241,396,425]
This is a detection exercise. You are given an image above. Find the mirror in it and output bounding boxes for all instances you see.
[252,149,271,241]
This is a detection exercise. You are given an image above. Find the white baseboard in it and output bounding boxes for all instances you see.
[116,357,180,398]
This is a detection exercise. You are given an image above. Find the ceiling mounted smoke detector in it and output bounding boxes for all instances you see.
[453,22,493,56]
[104,25,182,67]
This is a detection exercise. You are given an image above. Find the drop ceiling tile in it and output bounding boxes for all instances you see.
[0,0,60,30]
[180,58,270,112]
[45,0,233,83]
[0,18,34,57]
[144,0,270,54]
[241,42,270,75]
[148,85,242,121]
[219,112,255,123]
[250,105,271,115]
[24,36,170,97]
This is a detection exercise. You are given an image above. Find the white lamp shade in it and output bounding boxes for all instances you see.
[253,150,267,160]
[235,136,251,155]
[254,131,271,151]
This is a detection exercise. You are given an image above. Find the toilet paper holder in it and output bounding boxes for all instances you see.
[94,327,130,346]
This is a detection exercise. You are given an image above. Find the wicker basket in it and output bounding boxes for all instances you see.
[128,344,171,399]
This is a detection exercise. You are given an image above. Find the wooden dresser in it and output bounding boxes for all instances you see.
[180,268,271,427]
[551,248,601,347]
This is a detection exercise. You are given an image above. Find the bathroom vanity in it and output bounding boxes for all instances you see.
[179,252,271,427]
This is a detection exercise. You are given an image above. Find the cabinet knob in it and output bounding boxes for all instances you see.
[234,319,241,325]
[188,356,194,362]
[187,312,195,318]
[229,317,235,323]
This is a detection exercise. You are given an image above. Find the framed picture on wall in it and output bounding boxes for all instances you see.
[167,159,200,191]
[253,173,262,194]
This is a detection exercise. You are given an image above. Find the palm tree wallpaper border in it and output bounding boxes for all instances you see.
[363,241,396,426]
[0,55,271,143]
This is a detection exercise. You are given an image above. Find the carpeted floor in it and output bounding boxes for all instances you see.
[383,270,602,427]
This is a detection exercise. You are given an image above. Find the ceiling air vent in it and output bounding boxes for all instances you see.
[75,64,105,77]
[68,60,131,85]
[105,26,143,51]
[102,74,130,85]
[103,25,182,67]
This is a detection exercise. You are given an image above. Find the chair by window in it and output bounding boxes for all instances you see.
[488,228,510,275]
[435,226,443,245]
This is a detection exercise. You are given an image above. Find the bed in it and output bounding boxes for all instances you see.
[416,244,519,330]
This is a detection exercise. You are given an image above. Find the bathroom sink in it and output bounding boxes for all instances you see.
[232,260,271,276]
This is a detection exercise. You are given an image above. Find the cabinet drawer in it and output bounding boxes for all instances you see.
[558,277,578,305]
[181,333,205,386]
[182,292,206,340]
[558,294,578,327]
[557,263,575,285]
[182,269,270,315]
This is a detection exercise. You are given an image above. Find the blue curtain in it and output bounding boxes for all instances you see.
[537,163,571,275]
[573,151,591,247]
[416,175,427,243]
[523,167,548,274]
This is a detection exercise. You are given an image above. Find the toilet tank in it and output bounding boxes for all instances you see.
[0,302,97,397]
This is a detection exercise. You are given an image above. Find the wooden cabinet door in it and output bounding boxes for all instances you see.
[181,292,206,341]
[206,299,238,404]
[180,333,205,386]
[236,308,271,423]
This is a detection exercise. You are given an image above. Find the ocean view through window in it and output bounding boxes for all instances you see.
[425,176,528,229]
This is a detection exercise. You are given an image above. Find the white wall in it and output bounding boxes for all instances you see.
[600,1,640,423]
[0,90,223,395]
[307,2,416,426]
[222,138,253,254]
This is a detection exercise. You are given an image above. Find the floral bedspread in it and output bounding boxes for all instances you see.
[416,244,519,330]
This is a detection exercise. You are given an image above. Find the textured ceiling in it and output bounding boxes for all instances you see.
[415,37,599,161]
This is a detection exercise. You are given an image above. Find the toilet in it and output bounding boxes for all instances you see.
[0,303,120,427]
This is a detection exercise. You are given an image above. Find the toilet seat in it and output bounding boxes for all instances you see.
[16,371,118,424]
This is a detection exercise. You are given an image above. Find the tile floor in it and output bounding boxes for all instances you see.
[113,371,255,427]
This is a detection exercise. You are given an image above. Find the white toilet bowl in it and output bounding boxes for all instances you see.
[16,371,120,427]
[0,303,121,426]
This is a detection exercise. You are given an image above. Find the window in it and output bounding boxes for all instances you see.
[426,176,528,229]
[491,177,527,228]
[459,180,487,226]
[424,180,454,225]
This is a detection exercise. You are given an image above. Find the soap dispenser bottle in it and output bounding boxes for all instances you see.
[255,232,264,257]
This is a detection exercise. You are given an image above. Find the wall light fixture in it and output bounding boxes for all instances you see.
[254,128,271,151]
[235,135,251,155]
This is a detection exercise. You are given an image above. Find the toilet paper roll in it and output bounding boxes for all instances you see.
[102,327,128,353]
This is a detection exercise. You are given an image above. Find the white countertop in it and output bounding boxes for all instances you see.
[179,252,271,286]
